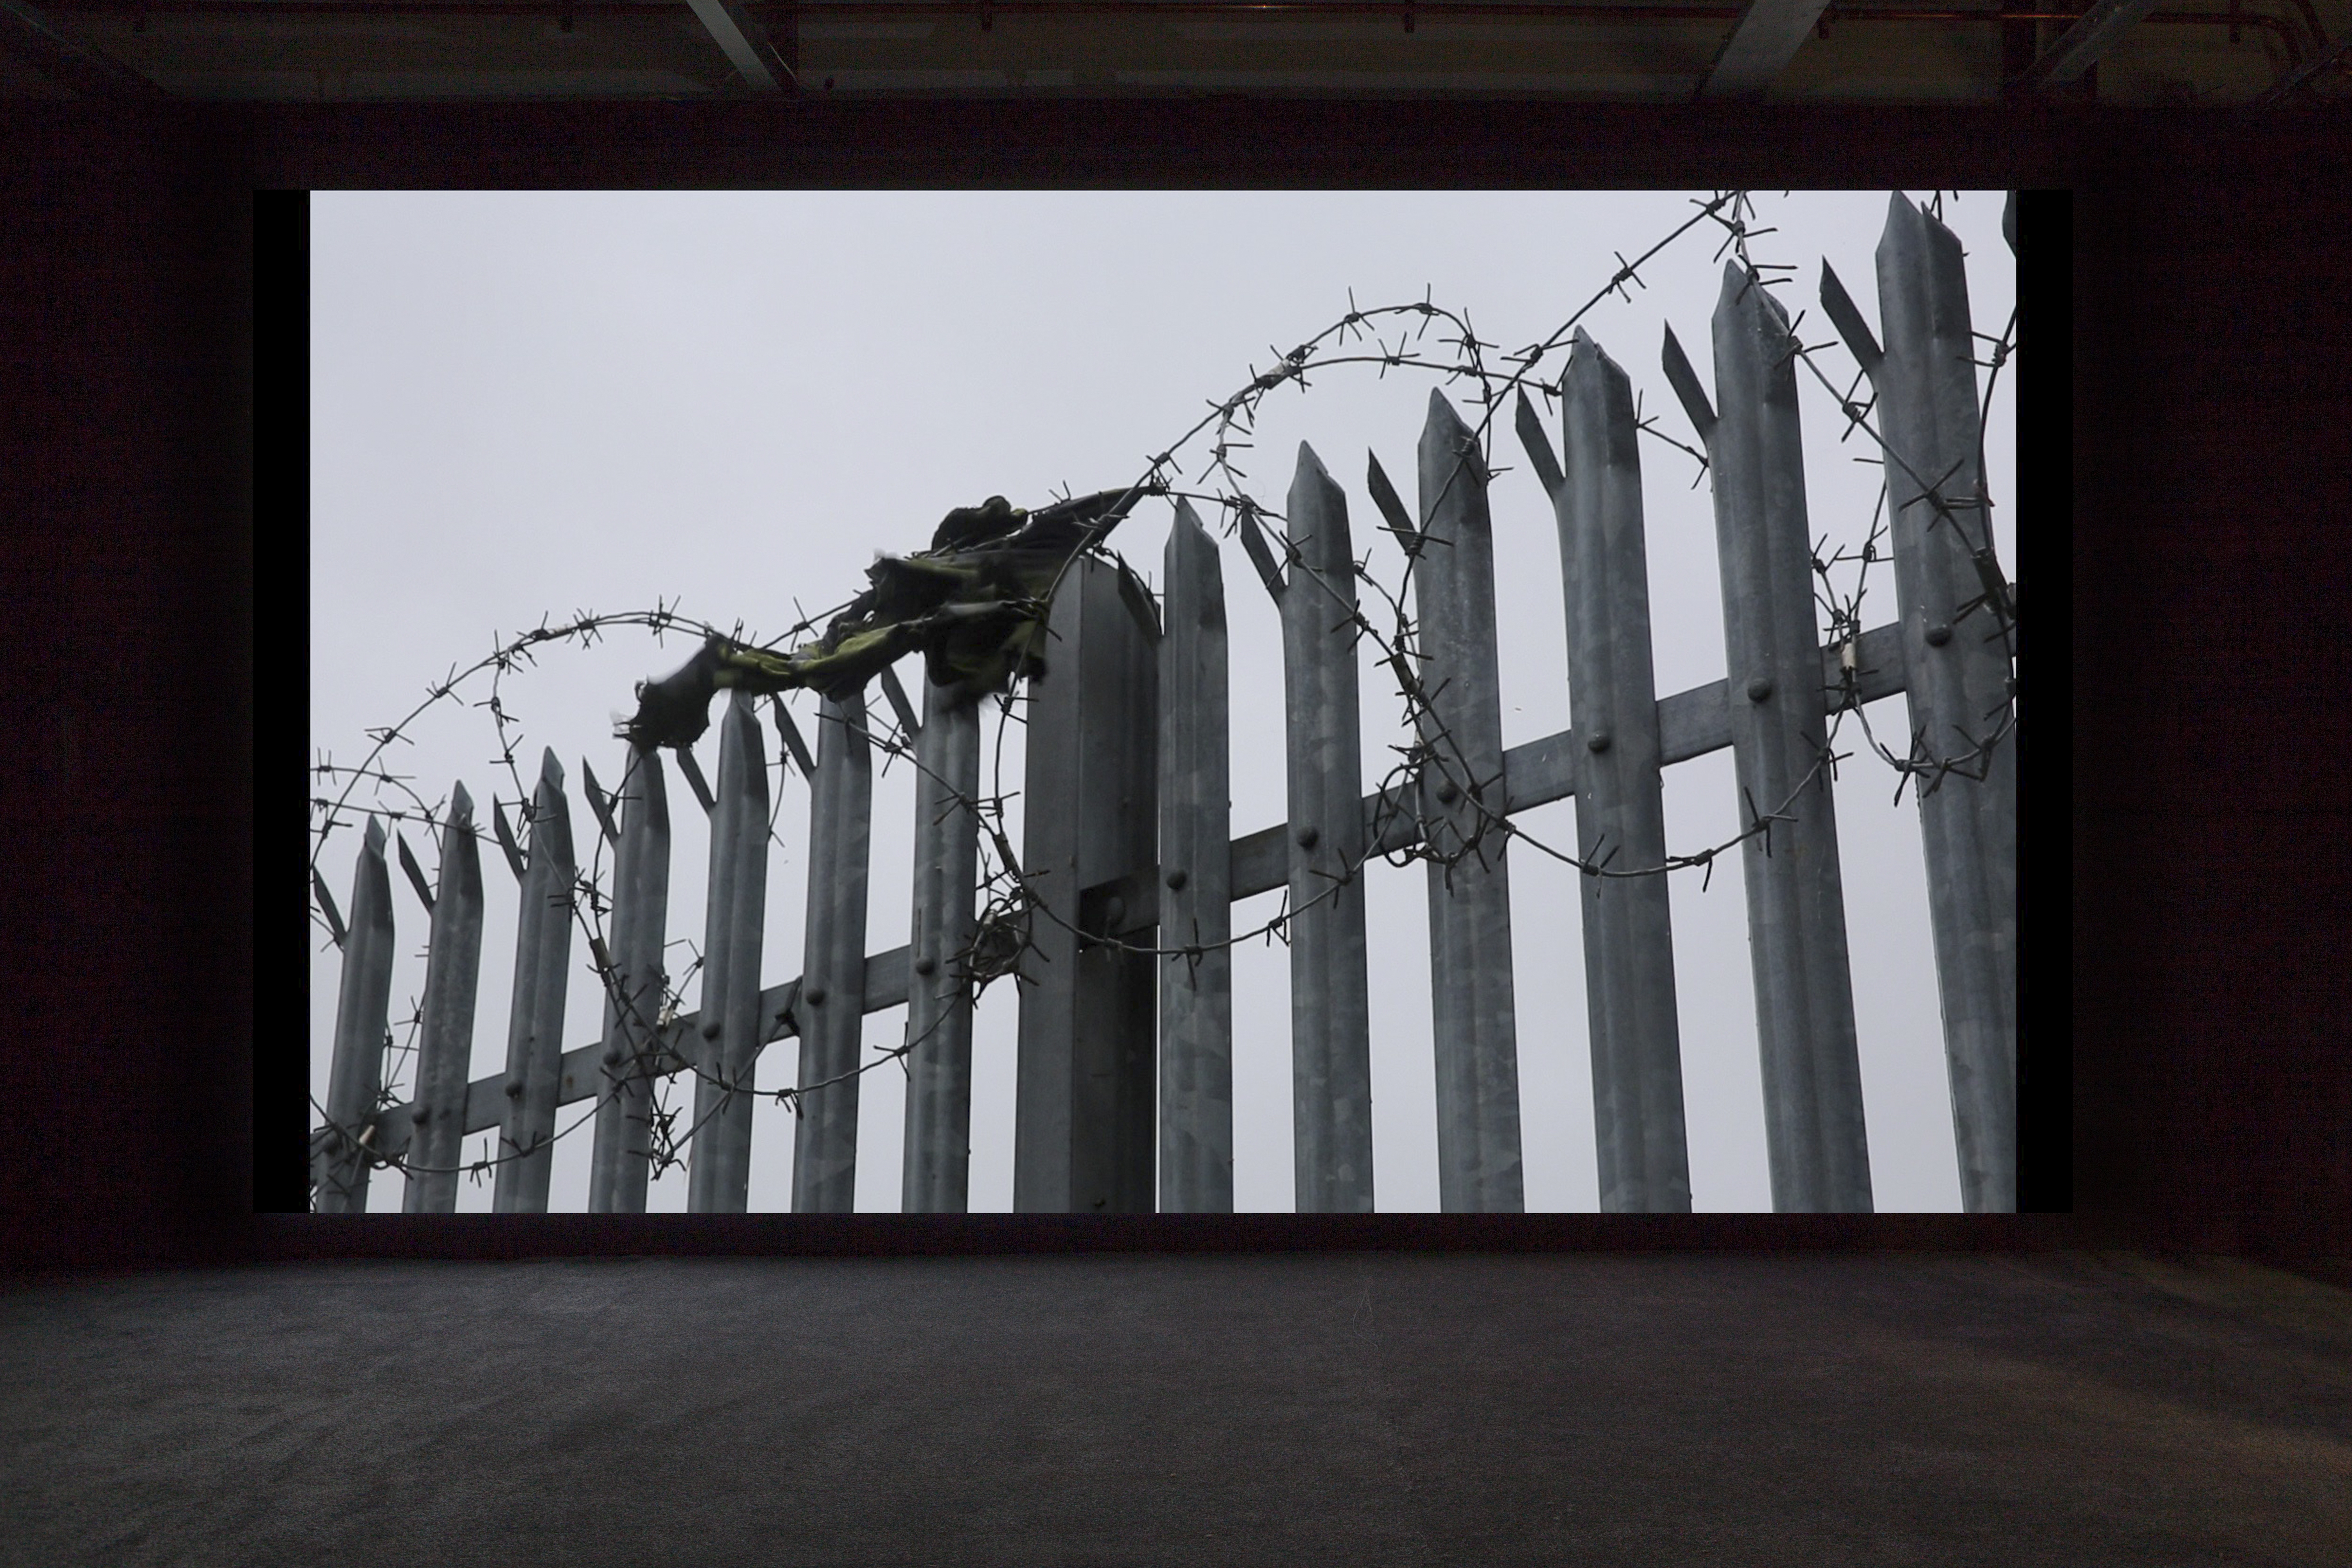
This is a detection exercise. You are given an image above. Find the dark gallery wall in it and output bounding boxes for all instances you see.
[0,105,2343,1273]
[2062,145,2352,1255]
[0,118,253,1271]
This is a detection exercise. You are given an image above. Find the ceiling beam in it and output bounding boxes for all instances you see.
[2012,0,2157,88]
[1693,0,1831,101]
[0,0,168,98]
[683,0,797,92]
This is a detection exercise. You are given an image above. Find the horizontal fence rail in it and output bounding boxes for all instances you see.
[344,618,1912,1174]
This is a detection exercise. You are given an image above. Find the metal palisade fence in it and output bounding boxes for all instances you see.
[312,194,2018,1217]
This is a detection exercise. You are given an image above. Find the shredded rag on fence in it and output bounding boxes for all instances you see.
[619,487,1151,749]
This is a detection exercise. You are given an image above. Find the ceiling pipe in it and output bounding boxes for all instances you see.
[1695,0,1831,100]
[2013,0,2157,86]
[1,0,169,94]
[684,0,797,88]
[2254,20,2348,99]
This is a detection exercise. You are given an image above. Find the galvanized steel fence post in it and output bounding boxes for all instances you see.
[315,816,395,1213]
[1282,442,1376,1213]
[1413,392,1526,1214]
[1015,556,1159,1214]
[902,678,982,1213]
[587,747,671,1215]
[1158,499,1235,1213]
[1835,194,2018,1211]
[1559,329,1693,1214]
[1666,263,1873,1214]
[402,783,485,1214]
[687,693,769,1214]
[493,750,576,1214]
[794,690,874,1214]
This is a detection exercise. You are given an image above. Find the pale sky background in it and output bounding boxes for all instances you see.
[309,190,2015,1215]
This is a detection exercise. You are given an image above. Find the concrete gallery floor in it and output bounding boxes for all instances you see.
[4,1250,2347,1565]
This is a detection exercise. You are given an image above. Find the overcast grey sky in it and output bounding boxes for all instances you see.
[309,190,2014,1215]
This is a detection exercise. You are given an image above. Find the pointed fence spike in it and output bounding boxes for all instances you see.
[580,757,622,847]
[586,744,669,1216]
[1237,509,1288,604]
[311,867,349,948]
[1363,449,1422,556]
[673,744,718,815]
[404,779,487,1215]
[1013,557,1159,1215]
[692,693,773,1215]
[1818,260,1884,373]
[1281,440,1373,1215]
[494,752,576,1215]
[395,830,438,915]
[768,696,817,779]
[1420,387,1488,486]
[1704,241,1872,1215]
[490,798,529,883]
[790,689,867,1215]
[876,662,923,741]
[1659,322,1717,443]
[1157,498,1234,1215]
[1871,184,2016,1214]
[1115,561,1163,643]
[1513,388,1566,502]
[902,673,983,1214]
[316,816,396,1213]
[1417,385,1525,1215]
[1559,328,1692,1215]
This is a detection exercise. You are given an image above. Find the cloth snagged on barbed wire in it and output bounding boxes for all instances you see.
[620,488,1145,752]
